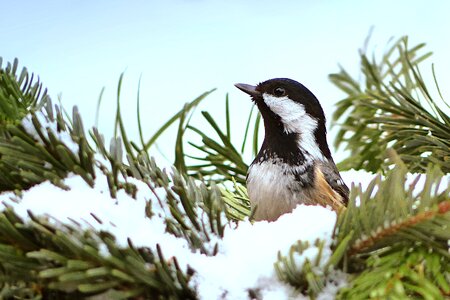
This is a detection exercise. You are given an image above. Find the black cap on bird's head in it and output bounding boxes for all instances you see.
[235,78,331,160]
[235,78,325,122]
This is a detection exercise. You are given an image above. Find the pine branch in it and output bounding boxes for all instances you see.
[349,200,450,256]
[0,58,239,298]
[181,109,249,184]
[274,239,349,299]
[333,151,450,298]
[0,207,197,299]
[0,142,232,298]
[0,103,96,192]
[330,36,450,173]
[150,92,255,185]
[220,179,251,221]
[338,246,450,299]
[329,36,450,298]
[336,151,450,256]
[0,124,229,298]
[0,58,49,128]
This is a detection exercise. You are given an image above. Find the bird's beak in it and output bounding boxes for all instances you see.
[234,83,261,98]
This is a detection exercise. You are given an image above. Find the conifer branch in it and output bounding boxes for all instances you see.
[333,151,450,298]
[330,36,450,173]
[0,58,235,298]
[275,239,348,298]
[349,200,450,256]
[150,92,253,185]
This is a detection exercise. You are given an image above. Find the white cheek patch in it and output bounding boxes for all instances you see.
[262,93,324,160]
[263,94,307,133]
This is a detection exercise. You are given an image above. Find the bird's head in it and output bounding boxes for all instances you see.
[235,78,331,160]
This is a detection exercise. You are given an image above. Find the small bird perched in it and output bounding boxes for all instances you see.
[235,78,349,221]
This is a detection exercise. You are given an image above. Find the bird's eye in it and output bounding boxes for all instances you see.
[274,87,286,97]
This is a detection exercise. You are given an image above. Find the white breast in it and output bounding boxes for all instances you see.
[247,159,314,221]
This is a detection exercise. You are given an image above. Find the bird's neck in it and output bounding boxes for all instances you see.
[258,116,332,165]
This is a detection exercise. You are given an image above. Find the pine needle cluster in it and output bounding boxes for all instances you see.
[330,37,450,173]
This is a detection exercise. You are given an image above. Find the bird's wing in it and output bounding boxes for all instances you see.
[319,161,349,205]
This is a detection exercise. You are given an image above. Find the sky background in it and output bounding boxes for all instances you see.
[2,0,449,163]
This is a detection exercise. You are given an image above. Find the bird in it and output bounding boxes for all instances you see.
[235,78,349,221]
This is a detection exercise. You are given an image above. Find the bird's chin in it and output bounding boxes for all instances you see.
[251,96,262,104]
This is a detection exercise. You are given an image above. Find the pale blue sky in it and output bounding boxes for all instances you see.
[2,1,449,162]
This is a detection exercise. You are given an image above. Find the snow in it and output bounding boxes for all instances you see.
[189,204,338,299]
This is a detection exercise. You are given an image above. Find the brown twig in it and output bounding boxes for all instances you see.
[349,200,450,256]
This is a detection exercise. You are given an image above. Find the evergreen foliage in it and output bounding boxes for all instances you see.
[0,36,449,299]
[330,37,450,173]
[171,96,251,185]
[0,60,226,299]
[335,159,450,299]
